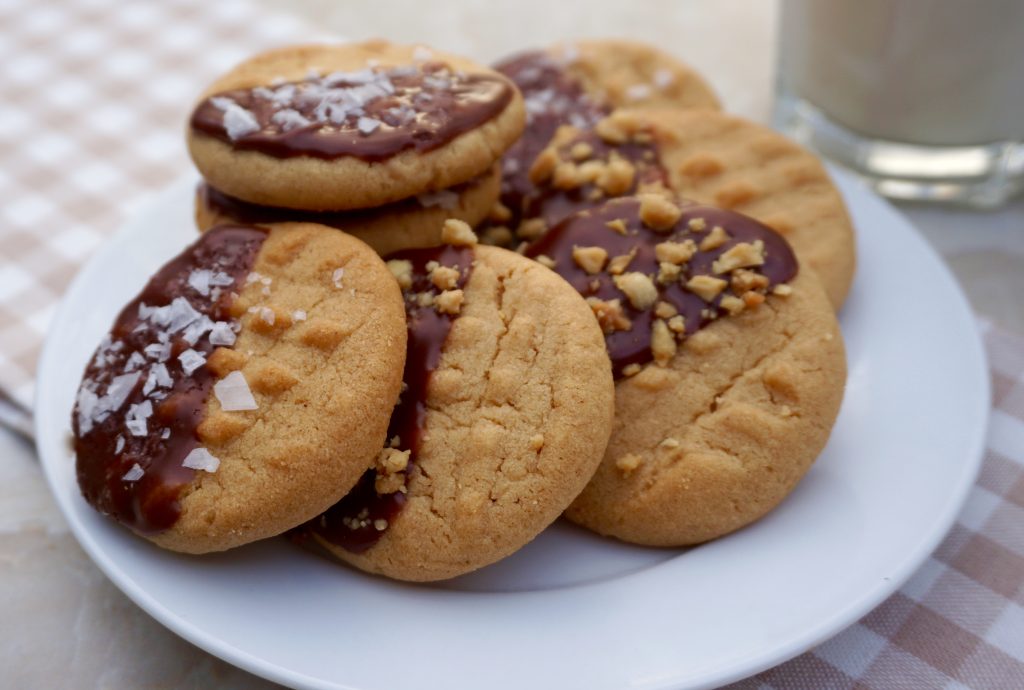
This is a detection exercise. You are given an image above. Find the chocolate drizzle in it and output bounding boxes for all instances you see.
[308,245,474,552]
[190,64,513,162]
[526,198,798,378]
[494,51,609,227]
[73,225,266,533]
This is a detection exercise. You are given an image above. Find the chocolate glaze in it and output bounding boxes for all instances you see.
[494,51,609,226]
[198,175,480,229]
[190,64,512,162]
[526,198,798,378]
[308,245,473,553]
[73,225,266,533]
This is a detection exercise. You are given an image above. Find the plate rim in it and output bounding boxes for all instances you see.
[34,168,991,690]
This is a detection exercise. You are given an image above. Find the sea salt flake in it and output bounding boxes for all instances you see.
[222,103,260,140]
[115,435,125,454]
[357,116,381,135]
[104,371,141,414]
[123,351,146,372]
[76,386,100,434]
[292,310,307,321]
[144,340,171,363]
[208,321,237,346]
[122,463,144,482]
[214,370,258,411]
[245,271,264,285]
[271,108,311,131]
[209,271,234,287]
[178,348,206,375]
[125,400,153,437]
[182,315,215,345]
[182,447,221,473]
[187,269,213,296]
[142,362,172,396]
[259,307,275,325]
[332,268,345,288]
[161,428,171,440]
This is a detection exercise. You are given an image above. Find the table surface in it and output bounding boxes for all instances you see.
[2,1,1022,688]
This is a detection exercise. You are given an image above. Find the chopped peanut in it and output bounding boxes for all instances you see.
[572,245,609,274]
[614,271,659,309]
[686,275,728,301]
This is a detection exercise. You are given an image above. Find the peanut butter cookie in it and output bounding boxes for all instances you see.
[525,196,846,545]
[72,223,407,553]
[305,224,615,580]
[194,165,501,256]
[187,41,525,211]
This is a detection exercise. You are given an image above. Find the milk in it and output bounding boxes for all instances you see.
[778,0,1024,147]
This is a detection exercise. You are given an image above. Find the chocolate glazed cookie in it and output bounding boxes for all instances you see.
[194,164,502,257]
[487,40,718,241]
[187,41,525,211]
[73,223,407,553]
[303,222,615,581]
[526,196,846,546]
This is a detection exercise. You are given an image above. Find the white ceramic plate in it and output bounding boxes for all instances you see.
[36,168,989,690]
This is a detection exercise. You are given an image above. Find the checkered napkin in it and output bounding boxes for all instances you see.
[1,0,1022,687]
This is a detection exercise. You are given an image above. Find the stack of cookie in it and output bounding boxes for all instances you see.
[70,38,852,582]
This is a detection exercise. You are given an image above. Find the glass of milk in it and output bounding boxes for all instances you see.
[774,0,1024,207]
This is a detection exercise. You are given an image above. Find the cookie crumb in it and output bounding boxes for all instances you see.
[430,265,460,290]
[773,284,793,297]
[441,219,478,247]
[686,275,728,302]
[638,194,682,231]
[377,447,411,475]
[615,452,643,475]
[529,434,545,451]
[613,271,658,309]
[699,226,730,251]
[434,289,465,315]
[572,245,609,274]
[387,259,413,290]
[688,217,707,232]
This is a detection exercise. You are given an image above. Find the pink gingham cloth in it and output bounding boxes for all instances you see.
[1,0,1021,687]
